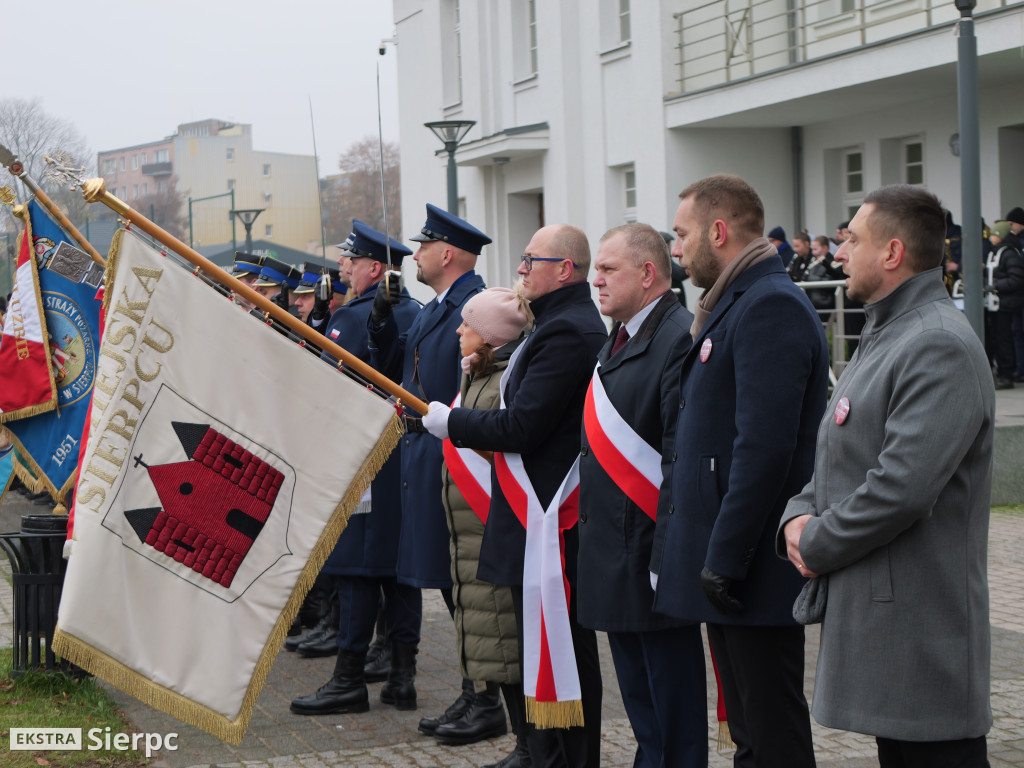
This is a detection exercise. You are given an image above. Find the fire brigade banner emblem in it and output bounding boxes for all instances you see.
[53,230,403,744]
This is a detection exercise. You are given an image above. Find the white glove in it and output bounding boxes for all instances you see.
[422,401,452,440]
[649,571,659,591]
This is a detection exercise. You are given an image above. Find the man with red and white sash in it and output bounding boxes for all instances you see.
[423,224,606,768]
[579,223,706,768]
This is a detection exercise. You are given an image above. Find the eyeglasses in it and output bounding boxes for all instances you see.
[520,253,574,271]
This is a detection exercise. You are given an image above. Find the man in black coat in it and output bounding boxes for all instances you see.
[652,175,827,768]
[423,224,607,768]
[578,223,705,768]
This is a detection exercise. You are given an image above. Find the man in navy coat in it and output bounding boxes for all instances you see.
[577,223,705,768]
[369,204,492,737]
[290,220,421,716]
[650,175,828,768]
[423,224,607,768]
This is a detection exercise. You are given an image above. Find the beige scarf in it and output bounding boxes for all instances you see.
[691,237,777,340]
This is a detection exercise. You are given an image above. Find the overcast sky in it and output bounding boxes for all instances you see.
[12,0,399,175]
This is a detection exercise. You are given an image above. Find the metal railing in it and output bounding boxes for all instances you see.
[794,278,862,386]
[672,0,1016,94]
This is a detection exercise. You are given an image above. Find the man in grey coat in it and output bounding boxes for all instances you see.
[779,185,995,768]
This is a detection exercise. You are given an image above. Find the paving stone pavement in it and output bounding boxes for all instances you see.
[2,495,1023,767]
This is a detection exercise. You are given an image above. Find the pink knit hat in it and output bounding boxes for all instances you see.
[462,287,531,348]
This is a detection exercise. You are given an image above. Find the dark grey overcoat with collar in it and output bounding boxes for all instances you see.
[778,269,994,741]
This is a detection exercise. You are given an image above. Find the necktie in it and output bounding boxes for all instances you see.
[611,326,630,356]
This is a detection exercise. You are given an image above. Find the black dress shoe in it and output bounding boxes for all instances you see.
[289,651,368,715]
[379,641,417,710]
[433,685,507,745]
[482,739,531,768]
[418,678,474,735]
[296,601,341,657]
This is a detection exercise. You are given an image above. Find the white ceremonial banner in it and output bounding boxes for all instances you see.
[53,230,402,744]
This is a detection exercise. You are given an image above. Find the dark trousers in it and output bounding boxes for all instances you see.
[705,623,816,768]
[512,584,603,768]
[1011,306,1024,377]
[607,626,707,768]
[877,735,989,768]
[994,310,1017,379]
[336,576,421,652]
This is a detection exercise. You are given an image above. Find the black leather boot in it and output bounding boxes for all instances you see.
[434,681,508,745]
[364,608,390,682]
[483,738,531,768]
[289,650,369,715]
[379,641,417,710]
[296,598,341,658]
[418,677,474,736]
[481,682,531,768]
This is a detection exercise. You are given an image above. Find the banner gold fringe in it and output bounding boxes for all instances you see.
[717,720,736,752]
[0,218,59,423]
[53,409,405,745]
[524,696,585,729]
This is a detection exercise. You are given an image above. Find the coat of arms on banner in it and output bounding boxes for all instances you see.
[103,385,296,599]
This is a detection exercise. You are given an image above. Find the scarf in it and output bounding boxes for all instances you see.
[691,237,777,340]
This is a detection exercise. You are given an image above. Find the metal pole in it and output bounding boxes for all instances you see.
[231,190,237,252]
[446,144,458,214]
[189,197,194,248]
[955,0,983,340]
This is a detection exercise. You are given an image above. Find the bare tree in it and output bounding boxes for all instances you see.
[135,175,188,240]
[0,98,92,235]
[323,137,400,245]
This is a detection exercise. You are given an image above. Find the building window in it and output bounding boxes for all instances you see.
[131,155,138,170]
[903,139,924,186]
[227,147,234,161]
[102,158,116,175]
[442,0,464,105]
[155,149,169,163]
[157,179,168,193]
[624,167,637,210]
[120,157,126,171]
[142,183,148,197]
[140,152,147,164]
[265,224,273,237]
[618,0,630,42]
[227,179,236,191]
[263,163,271,177]
[842,148,864,219]
[132,185,138,200]
[513,0,539,80]
[263,191,272,205]
[120,187,126,199]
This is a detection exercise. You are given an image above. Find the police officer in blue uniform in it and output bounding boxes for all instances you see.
[289,220,422,715]
[368,204,494,738]
[252,257,301,317]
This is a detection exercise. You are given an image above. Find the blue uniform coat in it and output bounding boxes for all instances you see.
[650,257,828,625]
[322,281,420,577]
[370,271,486,589]
[447,281,607,586]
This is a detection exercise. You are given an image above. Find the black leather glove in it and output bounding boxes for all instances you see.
[701,566,744,614]
[272,289,290,312]
[312,277,332,323]
[371,272,401,325]
[984,284,996,294]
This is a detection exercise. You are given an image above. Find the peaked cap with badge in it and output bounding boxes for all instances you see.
[337,219,413,266]
[409,203,493,255]
[293,261,344,295]
[232,252,266,278]
[253,257,301,289]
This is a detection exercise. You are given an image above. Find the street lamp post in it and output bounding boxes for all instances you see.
[955,0,982,340]
[230,208,266,255]
[424,120,476,214]
[188,190,236,251]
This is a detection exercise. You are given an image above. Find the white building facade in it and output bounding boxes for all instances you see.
[392,0,1024,293]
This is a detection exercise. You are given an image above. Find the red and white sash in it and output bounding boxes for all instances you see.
[494,450,583,728]
[583,363,662,520]
[441,392,492,523]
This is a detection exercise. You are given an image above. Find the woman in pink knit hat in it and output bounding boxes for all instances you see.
[432,286,533,765]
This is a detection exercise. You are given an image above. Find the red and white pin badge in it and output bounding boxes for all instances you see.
[834,397,850,425]
[700,338,713,363]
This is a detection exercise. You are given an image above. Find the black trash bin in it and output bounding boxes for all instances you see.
[0,514,73,677]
